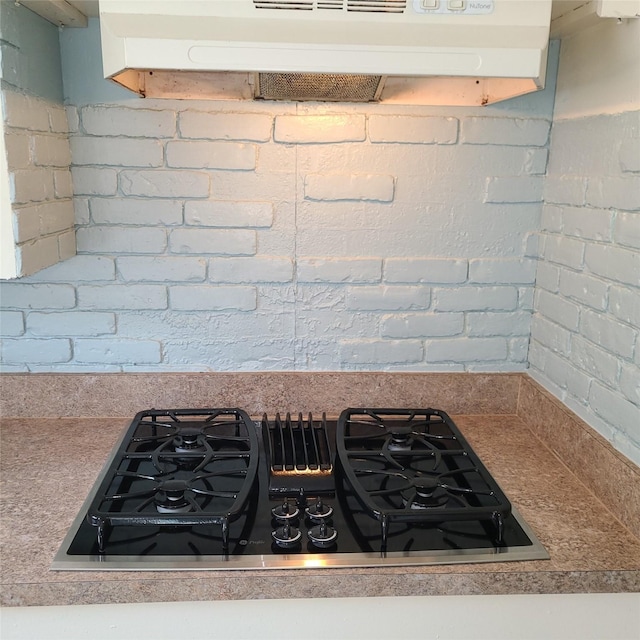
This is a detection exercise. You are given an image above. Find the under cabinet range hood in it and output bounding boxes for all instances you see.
[99,0,553,106]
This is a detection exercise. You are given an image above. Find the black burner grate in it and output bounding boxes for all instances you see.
[336,408,511,548]
[86,408,259,552]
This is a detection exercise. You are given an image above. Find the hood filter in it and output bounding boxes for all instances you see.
[256,72,384,102]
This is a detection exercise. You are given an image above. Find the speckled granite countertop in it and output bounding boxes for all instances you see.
[1,373,639,606]
[2,413,639,606]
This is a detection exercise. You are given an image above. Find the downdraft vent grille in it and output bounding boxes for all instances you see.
[253,0,407,12]
[256,73,383,102]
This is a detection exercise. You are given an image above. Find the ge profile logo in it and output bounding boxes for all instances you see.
[239,539,264,545]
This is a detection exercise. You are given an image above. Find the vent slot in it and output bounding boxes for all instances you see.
[257,73,383,102]
[253,0,406,11]
[347,0,407,12]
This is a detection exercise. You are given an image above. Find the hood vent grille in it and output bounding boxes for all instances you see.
[253,0,407,13]
[257,72,384,102]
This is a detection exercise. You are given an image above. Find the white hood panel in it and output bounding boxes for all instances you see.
[98,0,552,105]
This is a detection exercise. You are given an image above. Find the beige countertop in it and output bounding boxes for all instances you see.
[2,409,639,607]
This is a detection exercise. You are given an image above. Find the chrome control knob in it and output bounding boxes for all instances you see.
[272,523,302,548]
[271,501,300,521]
[305,499,334,522]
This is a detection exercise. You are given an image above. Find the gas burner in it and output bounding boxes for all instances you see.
[272,523,302,548]
[305,499,333,522]
[402,474,460,510]
[173,427,206,454]
[154,479,193,514]
[307,522,337,548]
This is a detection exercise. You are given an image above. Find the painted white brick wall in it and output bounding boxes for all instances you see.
[2,89,75,276]
[2,98,551,376]
[530,111,640,465]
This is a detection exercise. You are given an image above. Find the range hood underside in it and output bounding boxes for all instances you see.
[111,69,543,106]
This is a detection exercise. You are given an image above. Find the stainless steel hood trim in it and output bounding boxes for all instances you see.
[51,421,549,572]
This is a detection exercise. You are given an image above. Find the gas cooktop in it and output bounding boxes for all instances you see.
[52,407,549,570]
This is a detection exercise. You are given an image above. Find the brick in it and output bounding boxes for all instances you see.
[619,137,640,173]
[81,106,175,138]
[2,91,49,131]
[614,212,640,250]
[484,176,543,203]
[65,106,79,133]
[543,235,585,269]
[619,363,640,406]
[469,258,536,284]
[90,198,183,226]
[585,244,640,287]
[467,311,531,337]
[305,174,394,202]
[346,285,430,311]
[540,205,563,233]
[179,111,272,142]
[589,382,640,436]
[1,338,71,364]
[535,290,580,331]
[48,106,69,134]
[381,313,463,338]
[298,258,381,283]
[543,177,587,206]
[368,115,457,144]
[39,200,75,235]
[18,236,62,276]
[460,117,550,146]
[4,133,30,170]
[580,309,637,358]
[570,336,619,387]
[71,167,118,196]
[339,339,423,365]
[78,285,167,310]
[13,205,40,243]
[509,337,530,361]
[120,170,210,198]
[169,229,256,255]
[169,285,256,311]
[76,227,167,254]
[542,350,591,400]
[0,311,24,336]
[28,312,116,336]
[27,255,115,281]
[535,262,560,292]
[562,206,613,242]
[185,201,273,228]
[384,259,467,284]
[531,312,572,355]
[74,339,161,364]
[53,170,74,199]
[70,136,163,167]
[10,168,55,203]
[433,287,517,312]
[0,283,75,309]
[559,269,608,310]
[32,134,71,167]
[609,286,640,327]
[209,257,293,283]
[117,257,206,282]
[58,229,76,262]
[166,141,256,170]
[587,177,640,211]
[74,198,90,225]
[275,115,365,144]
[426,337,508,362]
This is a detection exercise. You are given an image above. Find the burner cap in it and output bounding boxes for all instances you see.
[155,479,192,514]
[173,427,206,454]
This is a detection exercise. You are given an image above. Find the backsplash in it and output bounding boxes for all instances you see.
[0,95,549,372]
